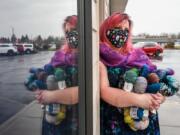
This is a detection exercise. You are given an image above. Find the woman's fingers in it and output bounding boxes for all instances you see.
[34,90,44,103]
[151,93,166,104]
[157,93,166,103]
[150,94,164,110]
[151,99,160,108]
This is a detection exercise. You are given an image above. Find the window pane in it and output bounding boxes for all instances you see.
[0,1,78,135]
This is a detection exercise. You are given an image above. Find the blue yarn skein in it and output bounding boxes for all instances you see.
[44,64,54,75]
[29,67,44,75]
[146,83,161,94]
[130,107,149,120]
[139,64,150,78]
[29,80,47,91]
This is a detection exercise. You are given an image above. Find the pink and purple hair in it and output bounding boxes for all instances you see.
[100,12,133,54]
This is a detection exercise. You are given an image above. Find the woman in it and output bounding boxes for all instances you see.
[35,15,79,135]
[99,12,165,135]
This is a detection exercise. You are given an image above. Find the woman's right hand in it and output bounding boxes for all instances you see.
[136,93,162,110]
[35,90,55,104]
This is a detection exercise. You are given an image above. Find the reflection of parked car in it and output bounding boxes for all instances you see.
[15,43,34,54]
[0,43,18,56]
[133,42,163,56]
[15,44,24,54]
[174,42,180,48]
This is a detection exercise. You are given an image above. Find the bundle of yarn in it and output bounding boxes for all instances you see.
[113,64,180,131]
[24,63,78,125]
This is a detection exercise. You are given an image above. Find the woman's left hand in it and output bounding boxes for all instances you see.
[151,93,166,104]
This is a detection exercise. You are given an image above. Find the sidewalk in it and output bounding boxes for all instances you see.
[159,98,180,135]
[0,101,43,135]
[0,99,180,135]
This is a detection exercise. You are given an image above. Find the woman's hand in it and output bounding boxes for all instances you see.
[151,93,166,104]
[35,90,55,104]
[136,93,162,110]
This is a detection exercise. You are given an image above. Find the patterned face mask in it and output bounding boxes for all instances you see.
[106,28,129,48]
[66,30,78,49]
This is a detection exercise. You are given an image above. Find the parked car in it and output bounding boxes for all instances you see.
[0,43,18,56]
[133,42,163,56]
[15,43,35,54]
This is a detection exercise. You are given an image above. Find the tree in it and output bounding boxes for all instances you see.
[46,36,54,44]
[24,34,29,42]
[34,35,43,49]
[0,37,10,43]
[20,35,26,43]
[11,34,17,43]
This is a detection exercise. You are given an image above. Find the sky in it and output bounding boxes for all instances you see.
[0,0,179,39]
[125,0,180,35]
[0,0,77,38]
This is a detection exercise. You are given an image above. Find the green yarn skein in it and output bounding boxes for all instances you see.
[54,68,66,81]
[124,70,138,84]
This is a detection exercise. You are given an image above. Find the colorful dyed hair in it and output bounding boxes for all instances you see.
[100,12,133,54]
[63,15,78,33]
[61,15,78,53]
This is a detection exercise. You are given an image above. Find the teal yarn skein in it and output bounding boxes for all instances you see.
[124,70,138,84]
[54,68,66,81]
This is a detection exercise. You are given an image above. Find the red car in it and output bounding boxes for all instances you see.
[133,42,163,56]
[14,44,24,54]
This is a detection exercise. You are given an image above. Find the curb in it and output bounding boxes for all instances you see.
[0,100,37,131]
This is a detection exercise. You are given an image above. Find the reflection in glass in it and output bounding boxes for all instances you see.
[40,15,79,135]
[0,0,78,135]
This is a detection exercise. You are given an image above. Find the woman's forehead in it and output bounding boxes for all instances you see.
[116,19,130,29]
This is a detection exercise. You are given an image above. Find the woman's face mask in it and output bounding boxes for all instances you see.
[106,28,129,48]
[66,29,78,49]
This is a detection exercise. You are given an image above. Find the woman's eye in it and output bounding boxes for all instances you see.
[124,28,129,32]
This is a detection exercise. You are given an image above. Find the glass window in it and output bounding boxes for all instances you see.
[0,1,79,135]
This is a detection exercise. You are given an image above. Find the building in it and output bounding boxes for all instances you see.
[78,1,128,135]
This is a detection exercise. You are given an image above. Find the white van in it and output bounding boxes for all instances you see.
[0,43,18,56]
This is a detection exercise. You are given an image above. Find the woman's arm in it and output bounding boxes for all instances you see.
[100,61,161,110]
[35,86,78,105]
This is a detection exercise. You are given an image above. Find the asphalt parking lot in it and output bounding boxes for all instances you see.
[0,49,180,131]
[0,51,54,125]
